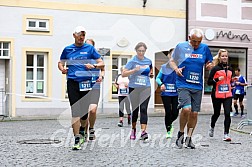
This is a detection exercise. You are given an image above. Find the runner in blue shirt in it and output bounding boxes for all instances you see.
[122,42,153,141]
[169,28,213,149]
[80,39,105,141]
[156,48,179,139]
[233,67,247,117]
[58,26,104,150]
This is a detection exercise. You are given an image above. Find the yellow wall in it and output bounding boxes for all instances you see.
[0,0,185,18]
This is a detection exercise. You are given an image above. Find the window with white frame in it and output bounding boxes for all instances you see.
[0,42,10,59]
[26,18,49,32]
[26,52,47,96]
[111,54,131,99]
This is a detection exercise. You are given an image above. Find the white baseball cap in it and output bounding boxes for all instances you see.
[73,26,86,34]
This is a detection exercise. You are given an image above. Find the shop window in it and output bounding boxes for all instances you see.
[204,47,247,93]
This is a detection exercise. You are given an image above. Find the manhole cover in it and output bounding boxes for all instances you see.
[17,139,61,144]
[201,144,209,147]
[101,127,110,129]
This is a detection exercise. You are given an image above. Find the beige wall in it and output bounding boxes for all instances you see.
[189,0,252,112]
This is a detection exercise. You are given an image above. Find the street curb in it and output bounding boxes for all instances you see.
[0,112,214,121]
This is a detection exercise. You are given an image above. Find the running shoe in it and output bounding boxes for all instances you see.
[166,131,172,139]
[130,129,136,140]
[233,113,239,117]
[209,127,214,137]
[140,131,148,141]
[167,125,174,138]
[89,128,95,141]
[72,135,81,150]
[118,121,123,127]
[185,137,195,149]
[241,114,246,118]
[223,134,231,141]
[175,131,184,149]
[230,112,234,117]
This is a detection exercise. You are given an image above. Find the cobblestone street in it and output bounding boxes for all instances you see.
[0,114,251,167]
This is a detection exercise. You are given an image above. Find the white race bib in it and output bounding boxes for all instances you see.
[79,80,92,91]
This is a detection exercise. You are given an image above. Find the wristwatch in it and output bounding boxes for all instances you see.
[93,64,97,68]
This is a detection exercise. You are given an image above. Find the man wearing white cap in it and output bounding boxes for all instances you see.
[58,26,104,150]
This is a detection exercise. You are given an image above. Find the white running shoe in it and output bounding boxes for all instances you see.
[223,134,231,141]
[209,127,214,137]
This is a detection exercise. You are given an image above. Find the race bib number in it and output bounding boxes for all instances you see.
[218,84,229,93]
[79,80,92,91]
[119,88,128,95]
[186,71,200,84]
[235,89,241,94]
[165,84,176,92]
[135,76,147,86]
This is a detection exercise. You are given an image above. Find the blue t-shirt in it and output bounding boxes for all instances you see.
[234,75,247,95]
[125,55,152,88]
[172,42,213,90]
[60,43,101,82]
[90,59,101,89]
[156,63,178,96]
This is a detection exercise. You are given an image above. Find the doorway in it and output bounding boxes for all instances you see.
[154,51,169,107]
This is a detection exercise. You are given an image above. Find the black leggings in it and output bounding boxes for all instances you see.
[129,87,151,124]
[161,96,179,131]
[211,94,232,134]
[118,96,131,117]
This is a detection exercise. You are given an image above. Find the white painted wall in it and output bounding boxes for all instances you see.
[0,5,185,116]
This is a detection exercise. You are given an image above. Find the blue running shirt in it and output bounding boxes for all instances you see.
[156,63,178,96]
[60,43,101,82]
[172,42,213,90]
[90,59,101,89]
[234,75,247,95]
[125,55,152,88]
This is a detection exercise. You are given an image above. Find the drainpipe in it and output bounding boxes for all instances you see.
[186,0,189,41]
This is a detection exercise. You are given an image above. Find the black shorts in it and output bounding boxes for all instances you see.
[233,94,244,102]
[67,79,92,117]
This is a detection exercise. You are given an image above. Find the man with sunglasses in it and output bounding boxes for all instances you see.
[169,28,213,149]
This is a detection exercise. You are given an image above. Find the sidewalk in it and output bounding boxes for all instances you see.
[2,109,252,135]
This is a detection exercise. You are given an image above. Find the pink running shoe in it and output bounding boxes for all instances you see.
[130,129,136,140]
